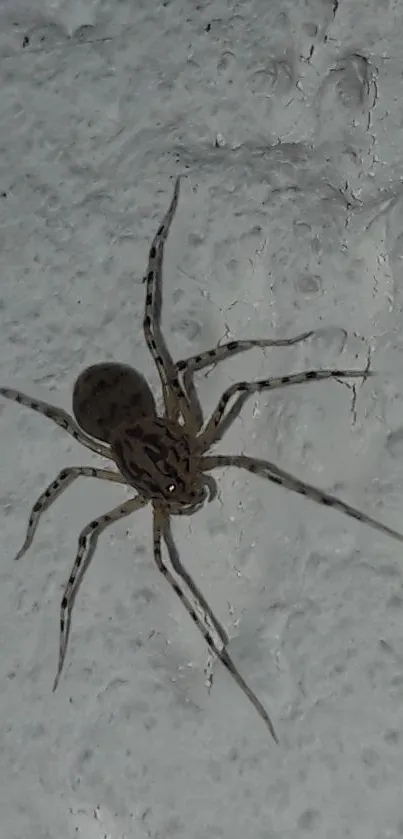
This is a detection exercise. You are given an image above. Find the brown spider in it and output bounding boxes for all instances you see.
[2,176,403,743]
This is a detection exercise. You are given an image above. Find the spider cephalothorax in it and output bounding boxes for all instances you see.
[110,416,209,509]
[2,175,403,743]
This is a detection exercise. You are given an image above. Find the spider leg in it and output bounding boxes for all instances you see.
[153,508,278,741]
[14,467,128,562]
[53,495,147,692]
[177,329,318,378]
[175,330,319,433]
[142,177,195,429]
[161,515,229,647]
[176,328,347,433]
[0,387,111,458]
[198,367,375,451]
[203,454,403,544]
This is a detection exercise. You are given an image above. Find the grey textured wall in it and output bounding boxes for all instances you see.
[1,1,403,837]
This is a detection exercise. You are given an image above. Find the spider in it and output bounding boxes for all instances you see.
[2,175,403,744]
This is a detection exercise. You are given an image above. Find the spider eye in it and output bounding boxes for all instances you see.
[167,482,176,494]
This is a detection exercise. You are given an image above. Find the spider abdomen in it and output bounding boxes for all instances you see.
[110,417,200,504]
[73,362,156,444]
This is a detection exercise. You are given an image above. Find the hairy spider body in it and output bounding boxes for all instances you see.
[3,175,403,743]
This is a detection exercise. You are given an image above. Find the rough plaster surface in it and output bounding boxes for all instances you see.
[1,1,403,837]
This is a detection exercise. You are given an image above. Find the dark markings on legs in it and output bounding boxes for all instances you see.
[202,454,403,545]
[14,467,128,562]
[0,387,111,458]
[199,368,376,451]
[141,178,195,429]
[153,508,277,741]
[53,496,147,692]
[161,516,229,647]
[176,329,317,376]
[175,329,348,434]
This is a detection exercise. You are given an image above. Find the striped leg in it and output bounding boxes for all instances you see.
[203,454,403,544]
[175,329,317,433]
[161,515,229,647]
[142,178,193,427]
[153,508,277,741]
[198,368,375,451]
[53,496,147,692]
[14,467,128,561]
[0,387,111,458]
[177,329,319,379]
